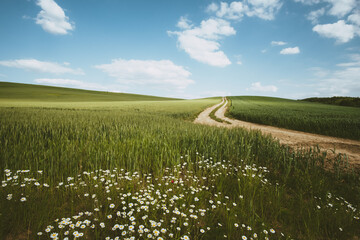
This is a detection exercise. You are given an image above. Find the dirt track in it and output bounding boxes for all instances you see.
[194,98,360,168]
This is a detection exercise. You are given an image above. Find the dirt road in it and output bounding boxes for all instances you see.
[194,98,360,168]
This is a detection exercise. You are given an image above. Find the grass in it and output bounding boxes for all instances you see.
[208,99,230,124]
[0,85,360,239]
[227,96,360,140]
[0,82,178,102]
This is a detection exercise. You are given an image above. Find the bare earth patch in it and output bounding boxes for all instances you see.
[194,98,360,169]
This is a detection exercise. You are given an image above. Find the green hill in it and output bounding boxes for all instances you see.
[0,82,178,102]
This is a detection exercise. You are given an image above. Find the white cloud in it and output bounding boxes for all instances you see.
[180,18,236,40]
[214,2,248,20]
[247,82,278,92]
[177,16,193,29]
[348,12,360,26]
[169,1,284,67]
[293,0,360,44]
[295,0,359,40]
[307,8,325,24]
[207,3,219,13]
[326,0,356,18]
[293,0,321,4]
[271,40,287,46]
[34,78,116,91]
[294,0,356,17]
[208,0,282,21]
[0,59,84,75]
[236,60,243,65]
[313,20,356,43]
[35,0,74,35]
[169,18,235,67]
[280,46,300,54]
[95,59,194,90]
[246,0,283,20]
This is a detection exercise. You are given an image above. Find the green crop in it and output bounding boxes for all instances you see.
[0,85,359,239]
[0,82,178,102]
[227,96,360,140]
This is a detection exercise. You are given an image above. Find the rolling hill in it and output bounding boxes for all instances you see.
[0,82,178,102]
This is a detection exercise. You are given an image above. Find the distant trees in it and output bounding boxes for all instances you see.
[302,97,360,108]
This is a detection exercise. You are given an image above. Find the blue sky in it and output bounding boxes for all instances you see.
[0,0,360,99]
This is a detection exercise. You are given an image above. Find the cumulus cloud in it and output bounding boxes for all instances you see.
[271,40,287,46]
[213,2,248,20]
[313,20,357,43]
[326,0,356,18]
[168,18,235,67]
[177,16,193,29]
[0,59,84,75]
[348,12,360,26]
[280,46,300,54]
[207,3,219,13]
[247,82,278,92]
[207,0,282,21]
[35,0,74,35]
[307,8,325,24]
[95,59,194,90]
[246,0,283,20]
[295,0,360,43]
[34,78,115,91]
[169,1,284,66]
[295,0,356,17]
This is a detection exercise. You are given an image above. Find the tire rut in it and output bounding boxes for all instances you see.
[195,97,360,169]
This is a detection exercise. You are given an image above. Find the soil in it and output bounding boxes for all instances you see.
[194,98,360,169]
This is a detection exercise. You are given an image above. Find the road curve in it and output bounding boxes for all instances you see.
[195,97,360,168]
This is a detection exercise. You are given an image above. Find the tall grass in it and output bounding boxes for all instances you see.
[0,99,359,239]
[227,96,360,140]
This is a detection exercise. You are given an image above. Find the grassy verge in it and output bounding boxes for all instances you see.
[209,99,231,124]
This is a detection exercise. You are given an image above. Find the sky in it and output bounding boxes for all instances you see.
[0,0,360,99]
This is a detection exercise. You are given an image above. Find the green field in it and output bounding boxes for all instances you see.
[0,82,177,102]
[227,96,360,140]
[1,84,360,240]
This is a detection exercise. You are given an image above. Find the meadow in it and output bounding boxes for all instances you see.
[227,96,360,140]
[1,84,360,240]
[0,82,176,102]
